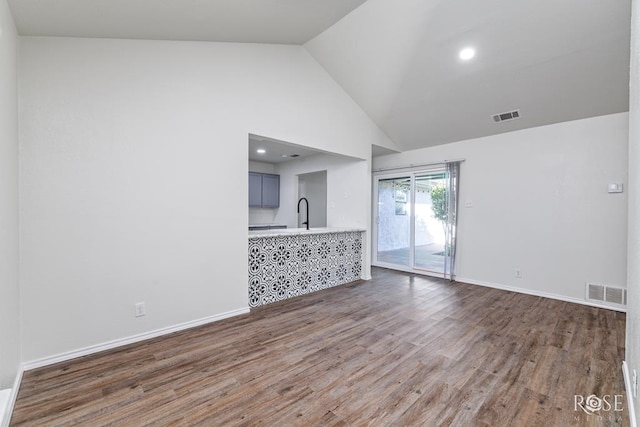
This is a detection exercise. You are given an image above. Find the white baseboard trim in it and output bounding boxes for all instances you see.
[1,367,23,427]
[455,277,626,313]
[623,361,637,427]
[23,307,250,371]
[0,389,10,427]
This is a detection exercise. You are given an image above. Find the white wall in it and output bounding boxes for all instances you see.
[274,153,372,278]
[626,0,640,419]
[19,37,392,362]
[374,113,629,302]
[248,161,278,225]
[376,183,435,251]
[248,161,275,174]
[376,180,411,251]
[0,0,20,390]
[297,170,327,228]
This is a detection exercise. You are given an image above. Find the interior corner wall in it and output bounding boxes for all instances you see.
[0,0,20,389]
[626,0,640,419]
[373,113,629,302]
[18,37,391,362]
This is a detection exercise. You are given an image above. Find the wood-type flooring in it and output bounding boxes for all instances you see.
[11,267,628,426]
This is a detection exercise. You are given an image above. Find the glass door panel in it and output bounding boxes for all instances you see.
[374,164,459,279]
[376,177,411,267]
[414,173,446,274]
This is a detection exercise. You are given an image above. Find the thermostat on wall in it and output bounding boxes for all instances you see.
[608,183,624,193]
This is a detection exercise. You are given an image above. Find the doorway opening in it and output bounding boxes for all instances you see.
[297,170,327,228]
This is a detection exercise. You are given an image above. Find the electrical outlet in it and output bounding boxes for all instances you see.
[135,302,146,318]
[633,369,638,398]
[515,269,522,279]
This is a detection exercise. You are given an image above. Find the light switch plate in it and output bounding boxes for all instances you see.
[608,183,623,193]
[135,302,146,317]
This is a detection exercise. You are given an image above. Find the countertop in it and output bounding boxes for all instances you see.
[248,227,365,239]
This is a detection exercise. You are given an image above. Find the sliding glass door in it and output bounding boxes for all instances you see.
[374,163,459,279]
[413,172,447,273]
[375,176,412,268]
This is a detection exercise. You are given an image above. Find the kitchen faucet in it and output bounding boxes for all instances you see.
[297,197,309,230]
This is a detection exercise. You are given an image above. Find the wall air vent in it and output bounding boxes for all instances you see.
[492,109,521,123]
[586,283,626,306]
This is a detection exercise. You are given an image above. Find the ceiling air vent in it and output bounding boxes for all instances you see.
[586,283,626,306]
[492,109,521,123]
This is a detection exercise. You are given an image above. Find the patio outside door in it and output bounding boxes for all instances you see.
[413,172,447,274]
[374,164,459,279]
[374,176,412,268]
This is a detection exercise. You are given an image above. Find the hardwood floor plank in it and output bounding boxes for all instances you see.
[10,267,628,426]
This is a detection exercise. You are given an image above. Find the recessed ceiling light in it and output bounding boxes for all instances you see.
[459,47,475,61]
[256,149,266,154]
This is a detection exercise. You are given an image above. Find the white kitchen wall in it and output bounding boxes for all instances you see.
[248,161,278,225]
[0,0,20,392]
[248,161,276,174]
[374,113,629,303]
[297,170,327,228]
[626,0,640,420]
[274,153,372,278]
[19,37,393,362]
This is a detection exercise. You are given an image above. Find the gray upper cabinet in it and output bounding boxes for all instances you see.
[261,174,280,208]
[249,173,263,207]
[248,172,280,208]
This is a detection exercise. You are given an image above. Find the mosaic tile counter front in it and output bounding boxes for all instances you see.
[248,229,364,307]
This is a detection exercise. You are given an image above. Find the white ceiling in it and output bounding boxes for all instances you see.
[249,135,327,164]
[7,0,367,44]
[306,0,631,150]
[7,0,632,152]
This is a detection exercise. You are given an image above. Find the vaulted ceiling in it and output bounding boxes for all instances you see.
[305,0,631,150]
[7,0,632,152]
[7,0,368,44]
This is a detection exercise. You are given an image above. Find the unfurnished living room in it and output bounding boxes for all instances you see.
[1,0,639,426]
